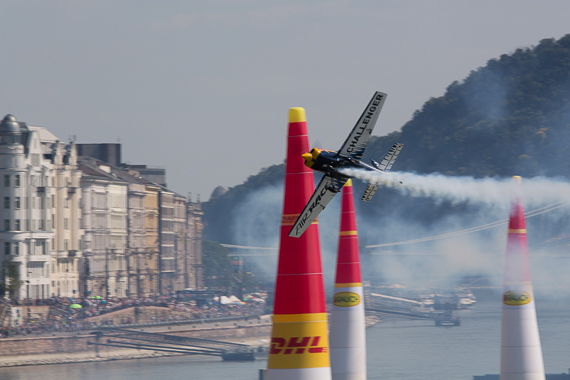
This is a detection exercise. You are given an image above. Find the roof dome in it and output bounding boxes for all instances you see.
[211,186,228,199]
[0,114,21,135]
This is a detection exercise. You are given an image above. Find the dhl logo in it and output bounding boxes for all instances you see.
[333,292,360,307]
[503,291,531,305]
[270,336,327,355]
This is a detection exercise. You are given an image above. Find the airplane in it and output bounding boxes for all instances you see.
[289,91,404,238]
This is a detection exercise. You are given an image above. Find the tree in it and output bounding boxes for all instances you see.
[2,262,23,298]
[202,240,230,290]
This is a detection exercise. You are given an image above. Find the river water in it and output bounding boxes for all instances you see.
[1,290,568,380]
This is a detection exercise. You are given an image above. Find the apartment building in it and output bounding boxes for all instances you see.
[186,194,204,290]
[0,114,83,299]
[50,140,83,298]
[79,159,128,297]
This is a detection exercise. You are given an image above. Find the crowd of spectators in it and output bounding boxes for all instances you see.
[0,293,266,338]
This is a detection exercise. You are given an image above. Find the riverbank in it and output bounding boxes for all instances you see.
[0,315,273,368]
[0,334,272,368]
[0,313,381,368]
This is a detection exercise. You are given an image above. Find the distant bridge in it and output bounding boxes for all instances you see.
[221,201,570,254]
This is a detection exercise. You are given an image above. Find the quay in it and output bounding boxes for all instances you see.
[0,314,272,368]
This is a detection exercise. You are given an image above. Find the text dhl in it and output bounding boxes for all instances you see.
[270,336,327,355]
[503,291,531,306]
[333,292,360,307]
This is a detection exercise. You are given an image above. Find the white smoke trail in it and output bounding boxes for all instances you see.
[340,169,570,207]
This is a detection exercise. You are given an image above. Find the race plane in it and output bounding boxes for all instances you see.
[289,91,403,238]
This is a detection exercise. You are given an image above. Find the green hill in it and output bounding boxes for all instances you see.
[204,34,570,245]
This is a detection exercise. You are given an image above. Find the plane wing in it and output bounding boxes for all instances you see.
[288,175,347,238]
[337,91,387,160]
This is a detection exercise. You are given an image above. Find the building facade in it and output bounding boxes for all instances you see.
[0,119,203,300]
[79,159,128,297]
[186,194,204,290]
[0,114,83,300]
[51,140,83,298]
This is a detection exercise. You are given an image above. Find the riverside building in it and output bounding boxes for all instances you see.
[0,114,81,299]
[0,117,203,300]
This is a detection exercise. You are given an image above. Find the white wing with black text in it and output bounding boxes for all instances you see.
[289,175,348,238]
[337,91,387,160]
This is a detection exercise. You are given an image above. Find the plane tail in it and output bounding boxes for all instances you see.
[361,143,404,202]
[374,143,404,171]
[361,183,380,202]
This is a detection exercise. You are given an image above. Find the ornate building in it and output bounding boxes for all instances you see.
[0,114,81,299]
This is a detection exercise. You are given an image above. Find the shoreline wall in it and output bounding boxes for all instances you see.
[0,323,272,357]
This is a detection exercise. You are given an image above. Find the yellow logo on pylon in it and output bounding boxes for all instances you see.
[267,319,330,369]
[333,292,360,307]
[503,291,531,305]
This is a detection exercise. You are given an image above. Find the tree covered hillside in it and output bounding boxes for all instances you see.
[204,35,570,244]
[365,35,570,178]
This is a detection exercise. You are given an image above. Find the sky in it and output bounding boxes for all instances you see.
[1,1,569,201]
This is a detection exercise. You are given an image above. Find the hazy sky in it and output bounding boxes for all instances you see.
[1,1,569,200]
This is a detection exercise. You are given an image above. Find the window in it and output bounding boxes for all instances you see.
[15,219,20,231]
[4,220,9,231]
[4,197,9,209]
[4,242,10,255]
[26,219,29,231]
[14,175,20,187]
[38,219,44,230]
[36,240,47,255]
[51,195,55,208]
[65,198,69,208]
[4,175,9,187]
[31,220,35,231]
[31,153,40,167]
[46,196,50,209]
[14,197,20,209]
[64,218,69,230]
[64,239,69,251]
[32,197,35,209]
[14,243,19,256]
[38,197,43,209]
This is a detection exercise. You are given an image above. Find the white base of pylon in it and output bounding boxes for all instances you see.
[500,374,546,380]
[265,367,331,380]
[330,346,366,380]
[330,286,366,380]
[331,374,367,380]
[501,303,545,380]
